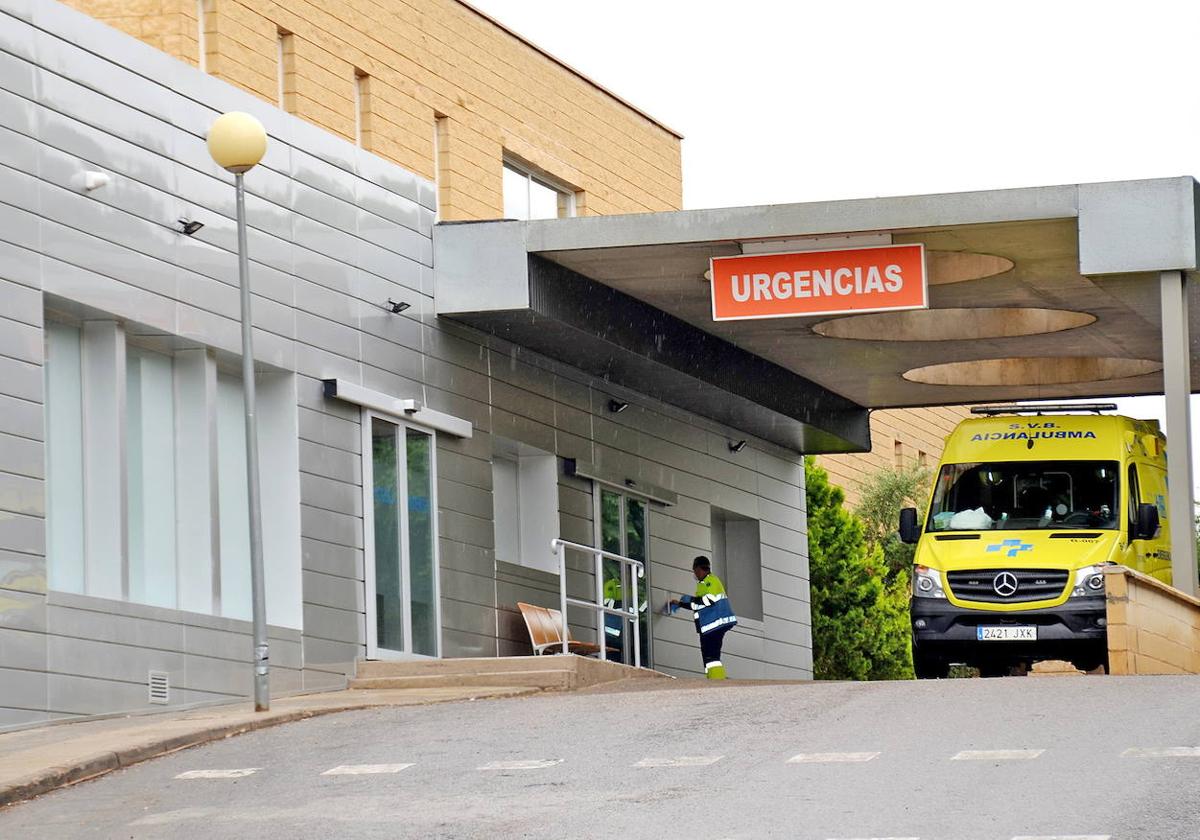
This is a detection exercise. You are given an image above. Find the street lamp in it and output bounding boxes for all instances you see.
[207,111,271,712]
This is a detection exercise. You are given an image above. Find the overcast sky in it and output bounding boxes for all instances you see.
[470,0,1199,482]
[471,0,1200,208]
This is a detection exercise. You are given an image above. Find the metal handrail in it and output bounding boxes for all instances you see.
[550,538,643,668]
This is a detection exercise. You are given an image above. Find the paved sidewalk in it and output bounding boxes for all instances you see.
[0,685,534,808]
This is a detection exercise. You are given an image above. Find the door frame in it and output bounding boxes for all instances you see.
[361,408,442,660]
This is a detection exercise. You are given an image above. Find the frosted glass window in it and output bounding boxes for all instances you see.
[45,323,85,594]
[42,322,301,625]
[217,374,251,620]
[126,347,178,608]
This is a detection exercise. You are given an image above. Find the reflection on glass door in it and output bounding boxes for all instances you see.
[371,418,405,653]
[406,428,437,657]
[598,488,650,667]
[365,414,440,658]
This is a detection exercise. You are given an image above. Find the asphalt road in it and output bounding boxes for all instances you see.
[2,675,1199,839]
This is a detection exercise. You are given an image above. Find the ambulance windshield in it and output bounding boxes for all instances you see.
[927,460,1120,531]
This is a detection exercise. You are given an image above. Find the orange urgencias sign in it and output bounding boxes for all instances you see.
[710,243,927,321]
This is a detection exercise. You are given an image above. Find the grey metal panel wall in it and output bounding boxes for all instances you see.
[0,8,50,729]
[43,592,303,715]
[0,0,432,723]
[470,343,812,680]
[0,0,811,727]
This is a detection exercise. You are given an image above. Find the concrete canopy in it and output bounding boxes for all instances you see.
[434,177,1200,454]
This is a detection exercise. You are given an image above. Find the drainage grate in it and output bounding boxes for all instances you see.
[148,670,170,705]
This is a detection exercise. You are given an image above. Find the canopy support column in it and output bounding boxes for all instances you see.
[1160,269,1197,596]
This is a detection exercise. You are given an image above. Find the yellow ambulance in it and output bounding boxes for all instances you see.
[899,405,1169,677]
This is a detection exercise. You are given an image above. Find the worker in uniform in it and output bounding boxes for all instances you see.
[670,556,737,679]
[602,570,625,662]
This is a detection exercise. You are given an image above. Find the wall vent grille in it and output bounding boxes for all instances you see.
[148,671,170,705]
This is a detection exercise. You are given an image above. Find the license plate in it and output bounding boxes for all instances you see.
[976,626,1037,642]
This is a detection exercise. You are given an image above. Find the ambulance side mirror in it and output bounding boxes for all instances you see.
[1135,503,1160,541]
[899,507,922,544]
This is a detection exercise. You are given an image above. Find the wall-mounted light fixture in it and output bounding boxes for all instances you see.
[177,219,205,235]
[607,399,629,413]
[75,170,111,191]
[728,439,748,453]
[386,298,411,314]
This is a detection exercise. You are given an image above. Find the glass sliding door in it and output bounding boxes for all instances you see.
[364,413,440,659]
[597,488,651,667]
[406,428,437,657]
[370,417,405,654]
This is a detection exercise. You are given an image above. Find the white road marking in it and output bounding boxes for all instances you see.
[477,759,564,771]
[1123,746,1200,758]
[788,751,880,764]
[174,768,260,779]
[320,763,414,776]
[950,749,1044,761]
[634,755,723,768]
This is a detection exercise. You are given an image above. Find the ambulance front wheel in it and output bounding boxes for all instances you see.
[913,647,950,679]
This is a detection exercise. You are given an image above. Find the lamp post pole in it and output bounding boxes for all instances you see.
[208,112,271,711]
[235,172,270,711]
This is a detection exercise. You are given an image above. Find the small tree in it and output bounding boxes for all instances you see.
[806,457,914,680]
[1194,502,1200,583]
[856,463,931,582]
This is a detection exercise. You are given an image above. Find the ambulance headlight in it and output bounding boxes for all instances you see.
[913,565,946,599]
[1070,564,1111,598]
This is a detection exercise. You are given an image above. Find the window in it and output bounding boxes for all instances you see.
[42,322,301,626]
[491,439,558,573]
[126,346,178,608]
[44,323,84,593]
[502,160,576,220]
[893,439,904,468]
[927,460,1120,532]
[1126,463,1141,532]
[710,507,763,622]
[216,373,252,619]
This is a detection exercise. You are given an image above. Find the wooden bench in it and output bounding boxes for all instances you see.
[517,601,615,657]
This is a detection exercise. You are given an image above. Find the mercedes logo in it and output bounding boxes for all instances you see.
[993,571,1019,598]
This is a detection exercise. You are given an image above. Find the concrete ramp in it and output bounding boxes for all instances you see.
[350,655,672,692]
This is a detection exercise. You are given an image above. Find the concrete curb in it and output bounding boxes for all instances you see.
[0,687,538,809]
[0,705,351,809]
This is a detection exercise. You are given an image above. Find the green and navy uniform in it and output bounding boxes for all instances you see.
[602,576,624,654]
[679,574,736,679]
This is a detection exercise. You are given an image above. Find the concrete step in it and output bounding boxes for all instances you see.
[349,669,575,692]
[356,656,568,679]
[353,654,673,692]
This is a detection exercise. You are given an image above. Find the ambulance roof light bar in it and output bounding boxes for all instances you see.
[971,403,1118,416]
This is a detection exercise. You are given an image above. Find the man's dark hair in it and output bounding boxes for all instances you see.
[692,555,711,572]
